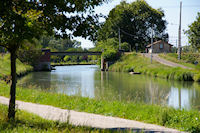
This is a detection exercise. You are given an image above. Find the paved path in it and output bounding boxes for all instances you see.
[0,96,183,132]
[143,53,192,69]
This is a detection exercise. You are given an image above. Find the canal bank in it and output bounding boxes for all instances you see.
[17,65,200,110]
[109,53,199,81]
[0,54,33,82]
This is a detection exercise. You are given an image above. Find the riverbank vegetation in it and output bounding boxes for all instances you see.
[0,81,200,132]
[0,54,33,80]
[109,53,200,81]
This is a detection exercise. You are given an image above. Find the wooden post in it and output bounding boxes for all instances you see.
[106,62,109,71]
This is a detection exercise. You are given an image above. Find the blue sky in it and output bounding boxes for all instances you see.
[76,0,200,49]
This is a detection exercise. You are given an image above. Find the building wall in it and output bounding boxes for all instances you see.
[152,42,171,53]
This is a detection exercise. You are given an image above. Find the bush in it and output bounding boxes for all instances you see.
[193,74,200,82]
[17,50,42,67]
[95,38,129,62]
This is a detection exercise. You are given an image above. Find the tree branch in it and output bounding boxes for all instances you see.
[0,44,9,50]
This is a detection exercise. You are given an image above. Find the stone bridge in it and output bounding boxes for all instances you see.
[37,49,106,71]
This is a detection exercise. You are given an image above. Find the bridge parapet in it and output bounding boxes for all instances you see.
[37,49,106,71]
[51,51,102,56]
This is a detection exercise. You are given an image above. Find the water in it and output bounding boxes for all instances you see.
[18,65,200,110]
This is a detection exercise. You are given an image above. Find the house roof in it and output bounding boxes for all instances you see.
[146,40,173,48]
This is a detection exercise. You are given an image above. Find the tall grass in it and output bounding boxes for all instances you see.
[0,54,33,79]
[0,81,200,132]
[110,53,198,81]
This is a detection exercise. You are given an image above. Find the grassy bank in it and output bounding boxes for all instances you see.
[0,81,200,132]
[0,54,33,80]
[159,53,200,70]
[0,104,112,133]
[109,53,200,81]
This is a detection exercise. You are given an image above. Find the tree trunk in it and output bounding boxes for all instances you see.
[8,50,17,119]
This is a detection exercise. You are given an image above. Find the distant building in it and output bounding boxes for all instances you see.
[146,40,173,53]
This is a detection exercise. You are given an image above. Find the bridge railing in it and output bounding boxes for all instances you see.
[51,51,102,56]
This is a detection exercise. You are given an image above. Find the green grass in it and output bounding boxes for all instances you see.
[109,53,200,81]
[159,53,200,70]
[0,104,117,133]
[0,81,200,132]
[0,54,33,79]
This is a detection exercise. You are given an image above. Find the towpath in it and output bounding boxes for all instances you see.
[0,96,183,132]
[143,53,192,69]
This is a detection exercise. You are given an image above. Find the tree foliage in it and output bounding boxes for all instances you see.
[97,0,168,51]
[186,12,200,51]
[0,0,108,119]
[39,35,81,51]
[95,38,129,61]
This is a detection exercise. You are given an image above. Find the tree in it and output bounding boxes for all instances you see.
[95,38,129,61]
[0,0,107,119]
[97,0,168,51]
[39,35,81,51]
[186,12,200,51]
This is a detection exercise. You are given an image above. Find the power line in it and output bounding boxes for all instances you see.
[120,28,138,38]
[156,5,200,9]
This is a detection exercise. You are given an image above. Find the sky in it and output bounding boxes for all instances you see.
[76,0,200,49]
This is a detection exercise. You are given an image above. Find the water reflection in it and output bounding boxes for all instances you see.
[18,65,200,110]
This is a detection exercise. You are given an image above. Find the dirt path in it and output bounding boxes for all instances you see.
[143,53,192,69]
[0,96,183,132]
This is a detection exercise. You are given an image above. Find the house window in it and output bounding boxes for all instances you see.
[160,43,163,49]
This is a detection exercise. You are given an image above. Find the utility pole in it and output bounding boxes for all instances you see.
[176,39,177,53]
[151,25,153,64]
[178,1,182,60]
[118,27,121,50]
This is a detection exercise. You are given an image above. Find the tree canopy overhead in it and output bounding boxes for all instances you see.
[97,0,168,51]
[0,0,108,119]
[0,0,107,49]
[186,12,200,51]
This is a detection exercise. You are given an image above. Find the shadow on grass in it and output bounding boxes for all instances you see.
[0,119,171,133]
[98,127,171,133]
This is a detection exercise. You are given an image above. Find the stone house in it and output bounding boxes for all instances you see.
[146,40,173,53]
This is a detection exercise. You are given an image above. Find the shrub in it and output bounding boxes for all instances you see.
[193,74,200,82]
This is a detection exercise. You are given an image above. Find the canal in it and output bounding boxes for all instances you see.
[18,65,200,110]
